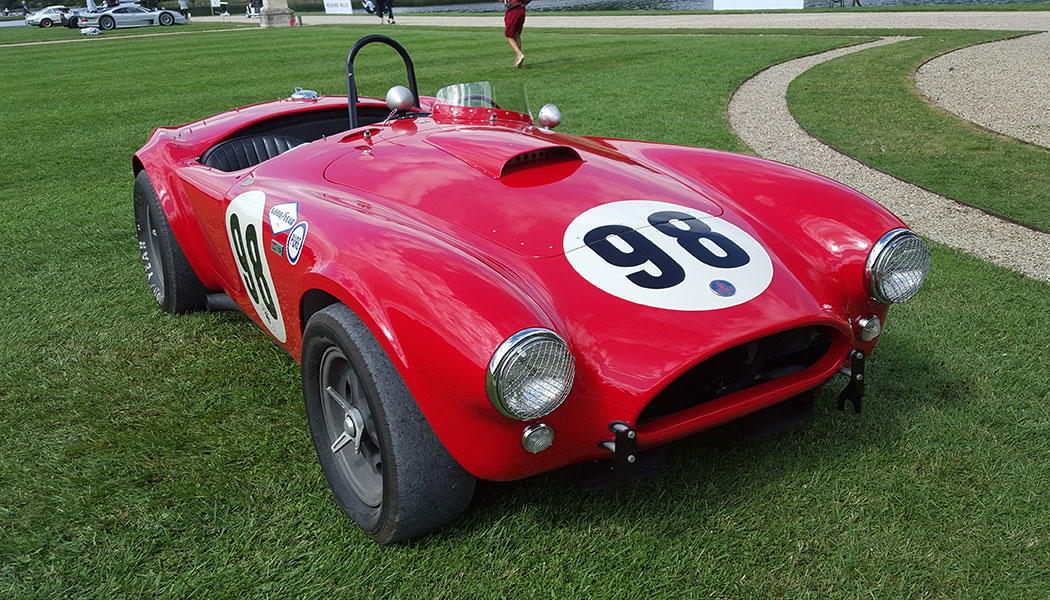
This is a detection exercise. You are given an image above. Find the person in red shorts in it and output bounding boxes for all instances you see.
[501,0,530,68]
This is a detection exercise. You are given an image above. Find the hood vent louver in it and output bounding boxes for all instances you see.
[500,146,581,178]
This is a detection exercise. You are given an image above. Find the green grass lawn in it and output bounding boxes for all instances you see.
[788,29,1050,231]
[1,23,1049,599]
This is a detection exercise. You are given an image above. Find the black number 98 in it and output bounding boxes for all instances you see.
[584,211,751,290]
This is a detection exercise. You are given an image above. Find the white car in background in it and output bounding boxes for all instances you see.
[76,3,186,30]
[25,4,71,27]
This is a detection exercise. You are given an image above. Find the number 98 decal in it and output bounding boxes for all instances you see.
[563,200,773,311]
[226,191,287,342]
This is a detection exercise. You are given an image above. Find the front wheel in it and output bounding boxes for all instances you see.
[99,15,114,30]
[302,304,475,544]
[40,18,52,27]
[133,170,207,313]
[159,11,173,25]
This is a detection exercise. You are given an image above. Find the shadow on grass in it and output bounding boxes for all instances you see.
[417,329,964,547]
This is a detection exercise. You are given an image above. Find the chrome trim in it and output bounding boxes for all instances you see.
[864,228,927,303]
[486,327,572,420]
[385,85,415,111]
[290,87,319,100]
[521,423,555,454]
[537,103,562,129]
[857,315,882,342]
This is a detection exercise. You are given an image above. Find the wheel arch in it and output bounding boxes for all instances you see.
[295,273,410,374]
[300,288,341,336]
[132,154,224,290]
[293,237,566,480]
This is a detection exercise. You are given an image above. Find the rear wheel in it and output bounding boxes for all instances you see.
[159,11,173,25]
[133,170,207,314]
[302,304,476,544]
[99,15,114,30]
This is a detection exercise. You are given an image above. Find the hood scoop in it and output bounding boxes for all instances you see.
[424,129,581,179]
[501,146,581,177]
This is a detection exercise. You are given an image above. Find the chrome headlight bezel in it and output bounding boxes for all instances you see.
[865,228,930,303]
[486,328,575,421]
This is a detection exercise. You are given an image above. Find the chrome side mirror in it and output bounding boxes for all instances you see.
[386,85,415,112]
[538,104,561,129]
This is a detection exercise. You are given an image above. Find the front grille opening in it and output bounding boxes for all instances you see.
[637,326,834,424]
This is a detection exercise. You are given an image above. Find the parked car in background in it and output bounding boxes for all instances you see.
[77,3,185,29]
[25,4,70,27]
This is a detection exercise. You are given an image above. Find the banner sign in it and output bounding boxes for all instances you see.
[713,0,803,8]
[323,0,353,13]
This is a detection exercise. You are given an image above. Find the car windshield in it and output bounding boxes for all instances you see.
[433,81,530,117]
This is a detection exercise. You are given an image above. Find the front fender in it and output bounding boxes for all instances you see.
[604,139,905,323]
[295,207,565,481]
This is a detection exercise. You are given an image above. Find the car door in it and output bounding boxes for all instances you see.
[108,7,128,26]
[126,5,152,26]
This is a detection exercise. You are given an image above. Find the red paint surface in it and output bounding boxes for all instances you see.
[135,96,906,481]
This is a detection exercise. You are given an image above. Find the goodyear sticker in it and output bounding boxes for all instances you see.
[268,202,298,235]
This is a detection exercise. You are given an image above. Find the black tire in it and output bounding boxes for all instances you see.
[66,17,79,28]
[302,304,475,544]
[99,15,114,30]
[159,11,173,25]
[40,18,52,27]
[133,170,207,314]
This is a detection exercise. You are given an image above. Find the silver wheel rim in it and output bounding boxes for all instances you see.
[319,346,383,507]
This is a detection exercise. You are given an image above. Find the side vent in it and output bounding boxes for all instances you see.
[500,147,581,178]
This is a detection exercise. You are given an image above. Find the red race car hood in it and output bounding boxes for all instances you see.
[323,121,724,258]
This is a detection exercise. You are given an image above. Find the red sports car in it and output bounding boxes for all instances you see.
[133,36,930,543]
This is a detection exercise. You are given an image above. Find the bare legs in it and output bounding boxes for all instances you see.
[507,35,524,67]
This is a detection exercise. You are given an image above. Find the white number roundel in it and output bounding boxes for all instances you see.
[563,200,773,311]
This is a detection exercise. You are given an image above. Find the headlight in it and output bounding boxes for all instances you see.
[865,228,930,303]
[486,328,575,420]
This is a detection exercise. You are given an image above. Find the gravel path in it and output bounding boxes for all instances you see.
[728,36,1050,282]
[916,31,1050,150]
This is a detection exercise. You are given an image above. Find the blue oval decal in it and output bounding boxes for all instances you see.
[286,221,308,266]
[709,279,736,297]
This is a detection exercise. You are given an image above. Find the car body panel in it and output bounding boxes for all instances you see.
[135,93,906,481]
[25,5,68,26]
[78,4,185,28]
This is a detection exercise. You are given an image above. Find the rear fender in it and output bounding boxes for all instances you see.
[134,140,227,290]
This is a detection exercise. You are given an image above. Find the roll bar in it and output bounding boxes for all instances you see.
[346,35,420,130]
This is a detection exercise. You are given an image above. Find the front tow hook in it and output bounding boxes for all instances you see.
[837,349,866,414]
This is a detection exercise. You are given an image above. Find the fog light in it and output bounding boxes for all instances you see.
[858,315,882,342]
[522,424,554,454]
